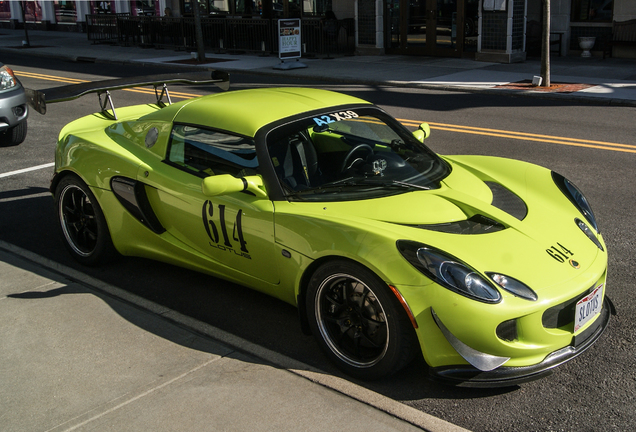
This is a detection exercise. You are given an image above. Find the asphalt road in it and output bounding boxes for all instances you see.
[1,53,635,431]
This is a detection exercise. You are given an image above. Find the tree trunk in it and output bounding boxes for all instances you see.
[541,0,551,87]
[193,0,206,62]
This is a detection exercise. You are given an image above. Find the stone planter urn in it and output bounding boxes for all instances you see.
[578,36,596,57]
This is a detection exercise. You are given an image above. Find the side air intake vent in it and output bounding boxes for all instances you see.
[485,182,528,221]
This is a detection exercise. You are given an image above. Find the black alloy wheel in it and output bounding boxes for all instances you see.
[55,175,117,266]
[307,260,418,379]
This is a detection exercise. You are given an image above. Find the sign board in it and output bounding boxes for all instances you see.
[278,19,302,60]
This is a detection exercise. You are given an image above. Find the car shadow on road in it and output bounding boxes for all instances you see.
[2,240,518,409]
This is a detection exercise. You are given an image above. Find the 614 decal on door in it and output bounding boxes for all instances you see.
[202,200,251,259]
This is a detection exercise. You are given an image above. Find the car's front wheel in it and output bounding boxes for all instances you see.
[0,120,27,147]
[306,260,418,380]
[55,175,117,266]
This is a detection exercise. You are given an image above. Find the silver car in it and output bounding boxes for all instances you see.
[0,62,28,146]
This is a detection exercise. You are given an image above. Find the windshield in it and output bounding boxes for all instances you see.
[265,107,450,201]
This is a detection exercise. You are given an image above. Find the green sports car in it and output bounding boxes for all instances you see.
[33,73,610,387]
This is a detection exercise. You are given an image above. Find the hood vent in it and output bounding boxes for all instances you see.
[413,214,505,235]
[485,182,528,221]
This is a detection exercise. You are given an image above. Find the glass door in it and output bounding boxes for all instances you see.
[407,0,427,49]
[387,0,464,56]
[433,0,456,50]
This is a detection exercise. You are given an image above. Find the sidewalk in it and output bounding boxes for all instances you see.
[0,241,468,432]
[1,28,636,106]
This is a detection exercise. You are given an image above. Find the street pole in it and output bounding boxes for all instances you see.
[541,0,551,87]
[19,1,30,47]
[192,0,206,62]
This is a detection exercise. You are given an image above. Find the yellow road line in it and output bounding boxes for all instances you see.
[15,70,200,99]
[423,121,636,150]
[16,70,633,153]
[398,119,636,154]
[16,70,86,84]
[112,87,201,98]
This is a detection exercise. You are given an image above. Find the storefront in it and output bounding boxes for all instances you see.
[1,0,634,60]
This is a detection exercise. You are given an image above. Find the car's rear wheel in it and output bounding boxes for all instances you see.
[306,260,418,379]
[0,120,27,147]
[55,175,117,266]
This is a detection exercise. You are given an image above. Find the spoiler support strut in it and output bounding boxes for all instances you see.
[98,91,116,120]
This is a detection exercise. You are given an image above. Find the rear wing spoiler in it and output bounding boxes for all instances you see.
[25,70,229,119]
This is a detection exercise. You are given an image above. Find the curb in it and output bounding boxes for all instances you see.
[0,240,470,432]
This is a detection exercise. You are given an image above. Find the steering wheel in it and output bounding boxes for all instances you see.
[340,144,374,173]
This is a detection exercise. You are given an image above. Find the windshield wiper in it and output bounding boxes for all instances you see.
[385,180,432,190]
[287,178,431,196]
[286,180,371,196]
[341,179,431,191]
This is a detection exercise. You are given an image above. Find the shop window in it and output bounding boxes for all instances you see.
[0,1,10,20]
[303,0,332,17]
[234,0,257,15]
[91,1,114,14]
[183,0,229,16]
[23,0,43,21]
[211,0,230,14]
[132,1,157,16]
[54,1,77,22]
[571,0,613,22]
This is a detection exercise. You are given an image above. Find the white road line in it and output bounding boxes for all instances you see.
[0,162,55,179]
[0,192,52,203]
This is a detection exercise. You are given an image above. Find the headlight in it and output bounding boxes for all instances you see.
[576,218,604,251]
[397,240,501,303]
[487,273,537,301]
[552,172,598,232]
[0,65,19,91]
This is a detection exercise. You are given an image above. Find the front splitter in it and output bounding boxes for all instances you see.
[429,297,613,388]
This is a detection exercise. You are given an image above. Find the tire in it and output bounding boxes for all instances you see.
[306,260,418,380]
[55,175,117,266]
[0,120,27,147]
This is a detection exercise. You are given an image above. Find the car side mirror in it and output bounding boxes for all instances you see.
[413,123,431,142]
[202,174,267,198]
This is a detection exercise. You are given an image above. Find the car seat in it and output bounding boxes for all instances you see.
[271,132,322,190]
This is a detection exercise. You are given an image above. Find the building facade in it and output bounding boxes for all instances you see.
[1,0,634,61]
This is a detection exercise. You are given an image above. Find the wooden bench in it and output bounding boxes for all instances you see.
[603,19,636,59]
